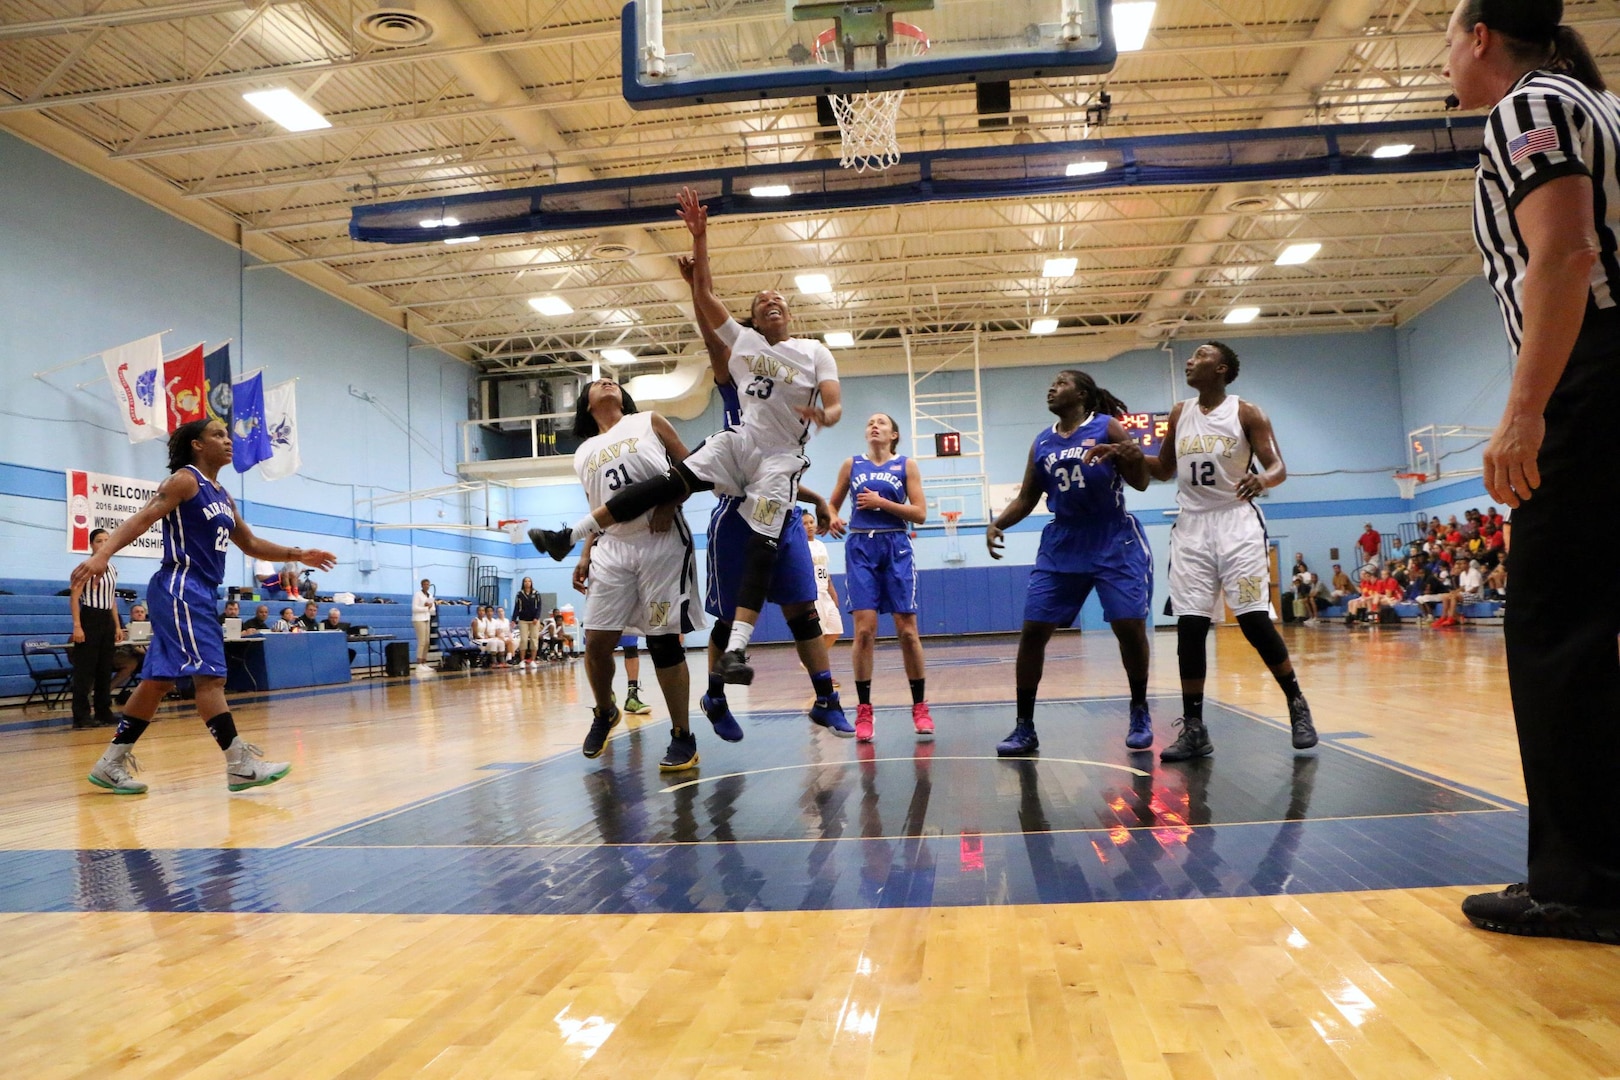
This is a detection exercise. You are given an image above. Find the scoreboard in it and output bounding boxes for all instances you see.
[1120,412,1171,454]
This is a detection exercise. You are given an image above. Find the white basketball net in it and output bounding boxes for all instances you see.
[829,89,906,172]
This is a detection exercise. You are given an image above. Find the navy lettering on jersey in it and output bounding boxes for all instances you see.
[848,454,909,531]
[162,465,236,590]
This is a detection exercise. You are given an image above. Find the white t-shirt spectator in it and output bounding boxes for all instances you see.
[1458,566,1484,598]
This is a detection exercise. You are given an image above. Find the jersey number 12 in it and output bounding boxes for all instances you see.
[1188,461,1216,486]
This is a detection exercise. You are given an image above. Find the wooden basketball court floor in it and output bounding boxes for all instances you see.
[2,626,1617,1079]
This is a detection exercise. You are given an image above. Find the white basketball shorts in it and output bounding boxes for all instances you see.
[682,427,808,538]
[1168,504,1274,619]
[583,527,705,638]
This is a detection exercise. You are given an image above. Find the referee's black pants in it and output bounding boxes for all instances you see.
[1505,299,1620,907]
[71,606,117,726]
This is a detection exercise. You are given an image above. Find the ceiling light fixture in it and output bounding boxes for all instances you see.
[1111,1,1156,51]
[1065,161,1108,176]
[1030,318,1059,335]
[1372,143,1415,158]
[444,235,480,245]
[600,348,636,364]
[1224,306,1261,324]
[242,88,331,132]
[749,185,792,197]
[529,296,573,317]
[824,331,855,348]
[795,273,832,295]
[1275,242,1321,266]
[1043,256,1078,278]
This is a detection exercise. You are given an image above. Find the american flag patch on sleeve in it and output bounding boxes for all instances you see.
[1508,126,1563,163]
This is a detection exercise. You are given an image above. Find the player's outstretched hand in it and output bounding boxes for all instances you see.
[676,187,707,237]
[986,523,1006,560]
[301,549,339,571]
[70,554,110,590]
[1080,443,1121,466]
[675,254,696,284]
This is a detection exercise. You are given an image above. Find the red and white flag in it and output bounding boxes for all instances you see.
[163,343,207,431]
[101,334,166,443]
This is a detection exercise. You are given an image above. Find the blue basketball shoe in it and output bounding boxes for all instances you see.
[810,692,855,737]
[1125,703,1153,750]
[702,692,744,742]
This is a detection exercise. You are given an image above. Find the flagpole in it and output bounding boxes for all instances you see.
[31,329,172,381]
[75,339,213,389]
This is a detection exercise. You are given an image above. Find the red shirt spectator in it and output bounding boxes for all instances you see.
[1372,576,1404,600]
[1486,528,1505,552]
[1358,524,1381,560]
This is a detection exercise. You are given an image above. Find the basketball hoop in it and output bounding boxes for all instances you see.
[941,509,965,563]
[813,22,929,172]
[1393,473,1425,500]
[496,518,528,541]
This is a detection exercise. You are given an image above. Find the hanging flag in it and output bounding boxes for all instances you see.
[101,334,166,442]
[259,380,302,481]
[203,344,233,425]
[163,343,207,431]
[231,371,273,473]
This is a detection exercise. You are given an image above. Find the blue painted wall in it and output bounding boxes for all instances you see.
[0,131,497,596]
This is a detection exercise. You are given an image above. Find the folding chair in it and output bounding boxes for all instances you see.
[23,640,73,709]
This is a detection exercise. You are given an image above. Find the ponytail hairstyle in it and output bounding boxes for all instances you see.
[1061,369,1129,419]
[1460,0,1605,91]
[167,418,216,472]
[572,379,639,440]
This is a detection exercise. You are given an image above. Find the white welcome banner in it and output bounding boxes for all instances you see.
[65,469,163,558]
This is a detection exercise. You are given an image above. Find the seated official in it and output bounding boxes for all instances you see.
[295,601,320,632]
[322,607,351,633]
[242,604,271,635]
[113,601,149,697]
[218,599,241,625]
[272,607,300,632]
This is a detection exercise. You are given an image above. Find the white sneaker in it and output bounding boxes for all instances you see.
[225,737,291,792]
[88,744,147,794]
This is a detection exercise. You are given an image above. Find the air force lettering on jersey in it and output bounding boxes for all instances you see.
[847,454,908,532]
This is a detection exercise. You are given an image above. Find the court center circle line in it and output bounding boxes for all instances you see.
[659,755,1151,794]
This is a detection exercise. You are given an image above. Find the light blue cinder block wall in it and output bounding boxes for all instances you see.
[0,131,497,596]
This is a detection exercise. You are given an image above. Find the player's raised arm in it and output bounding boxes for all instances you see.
[1235,400,1287,501]
[675,187,731,338]
[677,252,733,387]
[986,444,1043,560]
[798,481,844,538]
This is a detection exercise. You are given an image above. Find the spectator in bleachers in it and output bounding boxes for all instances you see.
[1345,568,1401,625]
[552,608,576,658]
[1458,559,1485,602]
[69,527,120,729]
[279,560,301,598]
[412,578,439,670]
[273,607,299,632]
[112,602,147,701]
[1357,523,1382,565]
[1329,564,1355,604]
[490,606,518,665]
[1291,564,1318,624]
[1291,552,1308,576]
[1415,562,1459,625]
[242,604,270,635]
[1486,562,1508,601]
[295,601,320,632]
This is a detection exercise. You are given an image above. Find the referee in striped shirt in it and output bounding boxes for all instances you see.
[69,528,122,729]
[1444,0,1620,942]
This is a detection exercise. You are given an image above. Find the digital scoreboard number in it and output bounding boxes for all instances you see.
[934,431,962,457]
[1120,412,1171,454]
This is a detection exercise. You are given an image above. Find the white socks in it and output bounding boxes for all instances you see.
[725,621,755,654]
[570,516,601,543]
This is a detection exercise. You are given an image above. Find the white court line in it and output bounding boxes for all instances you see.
[660,755,1151,794]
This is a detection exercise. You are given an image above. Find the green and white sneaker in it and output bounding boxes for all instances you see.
[225,738,291,792]
[624,686,652,715]
[88,744,147,795]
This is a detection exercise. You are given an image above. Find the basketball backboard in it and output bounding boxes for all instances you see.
[622,0,1116,108]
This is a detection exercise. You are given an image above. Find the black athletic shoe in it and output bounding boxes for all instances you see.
[528,526,575,562]
[1462,883,1620,944]
[659,730,699,772]
[1159,717,1213,762]
[582,705,620,759]
[715,648,754,686]
[1289,695,1318,749]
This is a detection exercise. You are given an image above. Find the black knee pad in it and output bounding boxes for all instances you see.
[709,619,732,651]
[646,634,685,669]
[1177,616,1211,682]
[622,644,639,660]
[786,609,823,642]
[1237,610,1290,666]
[736,531,780,612]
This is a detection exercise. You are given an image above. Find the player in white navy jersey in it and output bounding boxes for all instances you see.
[1097,342,1316,762]
[70,417,337,795]
[989,370,1154,756]
[566,379,705,772]
[829,414,932,743]
[531,187,842,697]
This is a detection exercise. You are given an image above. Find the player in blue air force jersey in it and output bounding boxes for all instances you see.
[71,417,337,796]
[985,370,1155,757]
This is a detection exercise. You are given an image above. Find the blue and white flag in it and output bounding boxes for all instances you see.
[231,371,273,473]
[100,334,166,443]
[258,379,301,481]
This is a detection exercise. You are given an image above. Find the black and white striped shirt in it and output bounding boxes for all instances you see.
[1473,71,1620,352]
[79,563,117,610]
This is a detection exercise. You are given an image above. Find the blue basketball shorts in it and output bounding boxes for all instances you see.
[704,494,817,619]
[143,573,227,679]
[843,529,917,615]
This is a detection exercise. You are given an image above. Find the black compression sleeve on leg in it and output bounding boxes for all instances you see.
[785,609,823,642]
[709,620,732,652]
[1177,616,1212,683]
[1237,610,1291,667]
[646,634,685,669]
[736,531,780,613]
[602,470,689,523]
[622,644,639,660]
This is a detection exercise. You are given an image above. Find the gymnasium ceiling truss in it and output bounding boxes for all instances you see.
[3,0,1618,372]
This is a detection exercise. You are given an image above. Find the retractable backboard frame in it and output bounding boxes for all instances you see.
[622,0,1117,108]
